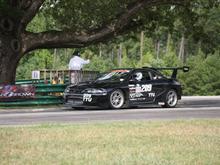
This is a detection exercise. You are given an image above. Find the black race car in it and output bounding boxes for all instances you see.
[64,67,189,109]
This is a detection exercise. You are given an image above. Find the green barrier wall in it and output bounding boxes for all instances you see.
[0,83,67,107]
[15,78,69,85]
[1,71,98,107]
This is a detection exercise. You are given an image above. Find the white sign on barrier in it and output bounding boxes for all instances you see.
[32,70,40,80]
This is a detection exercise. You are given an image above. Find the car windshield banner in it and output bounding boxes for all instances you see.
[0,85,35,99]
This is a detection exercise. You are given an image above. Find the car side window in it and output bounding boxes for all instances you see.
[143,71,151,81]
[131,71,151,82]
[149,71,163,80]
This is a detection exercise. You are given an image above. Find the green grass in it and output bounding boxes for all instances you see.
[0,120,220,165]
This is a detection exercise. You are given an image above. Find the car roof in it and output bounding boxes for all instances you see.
[112,68,133,71]
[112,67,155,71]
[111,67,161,73]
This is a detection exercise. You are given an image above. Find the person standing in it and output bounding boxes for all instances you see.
[68,51,90,84]
[69,51,90,70]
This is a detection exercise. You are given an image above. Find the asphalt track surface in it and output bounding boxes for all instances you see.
[0,96,220,126]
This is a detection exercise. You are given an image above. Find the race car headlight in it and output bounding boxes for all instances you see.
[82,88,107,95]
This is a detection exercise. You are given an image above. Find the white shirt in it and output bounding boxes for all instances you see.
[68,56,90,70]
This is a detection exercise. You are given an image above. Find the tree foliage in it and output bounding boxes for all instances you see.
[1,0,219,95]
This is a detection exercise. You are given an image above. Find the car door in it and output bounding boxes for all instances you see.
[148,70,168,100]
[128,70,155,105]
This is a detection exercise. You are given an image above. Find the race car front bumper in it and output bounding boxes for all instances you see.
[64,93,109,108]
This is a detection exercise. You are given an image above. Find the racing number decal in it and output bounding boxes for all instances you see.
[141,84,152,92]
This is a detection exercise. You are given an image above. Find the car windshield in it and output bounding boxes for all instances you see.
[96,70,131,82]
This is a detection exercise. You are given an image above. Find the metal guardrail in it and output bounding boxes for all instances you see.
[35,84,67,93]
[16,78,68,85]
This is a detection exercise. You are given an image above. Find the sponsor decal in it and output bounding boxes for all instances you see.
[83,94,92,102]
[129,84,153,101]
[129,84,152,93]
[135,84,142,93]
[130,92,143,99]
[158,102,165,105]
[0,85,35,99]
[148,93,155,97]
[32,70,40,80]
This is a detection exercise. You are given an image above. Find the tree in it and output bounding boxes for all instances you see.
[0,0,188,84]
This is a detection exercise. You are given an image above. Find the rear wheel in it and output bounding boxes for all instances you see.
[109,89,125,109]
[163,89,178,108]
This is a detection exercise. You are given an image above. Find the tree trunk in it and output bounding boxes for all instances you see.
[140,31,144,65]
[111,48,114,62]
[178,34,185,62]
[53,48,57,69]
[118,44,122,67]
[0,42,21,85]
[99,44,102,57]
[156,40,160,60]
[0,59,18,85]
[196,41,202,55]
[0,19,22,85]
[165,33,171,55]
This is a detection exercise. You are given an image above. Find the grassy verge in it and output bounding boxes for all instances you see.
[0,120,220,165]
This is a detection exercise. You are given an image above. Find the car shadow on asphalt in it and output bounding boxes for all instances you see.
[64,105,163,112]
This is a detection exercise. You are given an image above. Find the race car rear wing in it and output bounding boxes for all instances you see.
[144,66,189,79]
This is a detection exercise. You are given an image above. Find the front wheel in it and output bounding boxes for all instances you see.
[162,89,178,108]
[109,89,125,109]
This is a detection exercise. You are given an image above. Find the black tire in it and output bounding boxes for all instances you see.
[109,89,125,109]
[162,89,178,108]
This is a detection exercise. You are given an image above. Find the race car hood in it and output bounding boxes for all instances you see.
[68,80,124,90]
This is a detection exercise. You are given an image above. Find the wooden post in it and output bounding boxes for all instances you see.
[44,70,46,82]
[50,71,52,84]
